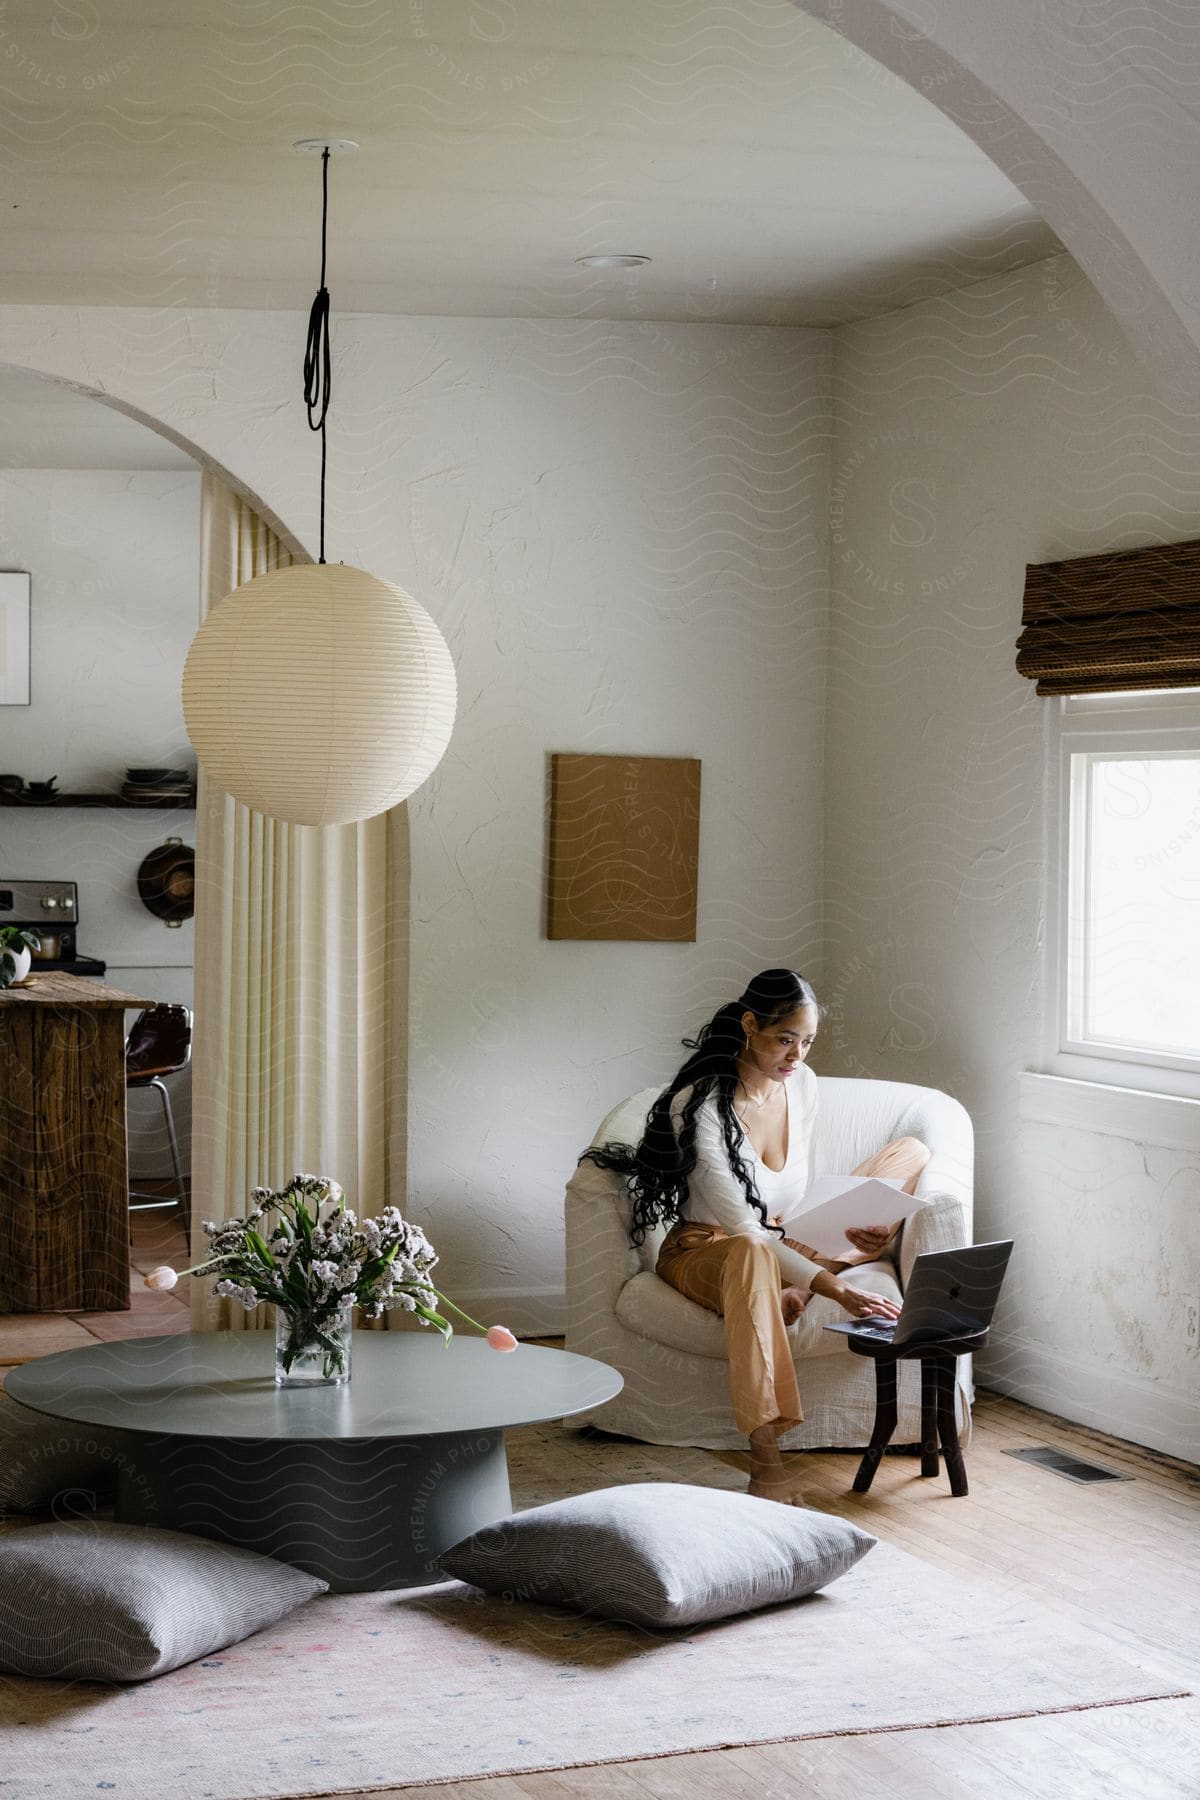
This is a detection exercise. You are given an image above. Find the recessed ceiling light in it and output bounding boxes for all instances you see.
[293,138,359,156]
[575,254,652,270]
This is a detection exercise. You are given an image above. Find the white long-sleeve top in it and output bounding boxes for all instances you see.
[669,1067,824,1292]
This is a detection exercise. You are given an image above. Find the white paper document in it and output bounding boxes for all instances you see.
[779,1175,913,1260]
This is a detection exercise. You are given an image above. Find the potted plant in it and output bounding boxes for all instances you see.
[0,927,39,988]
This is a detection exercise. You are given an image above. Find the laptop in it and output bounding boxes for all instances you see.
[823,1240,1014,1348]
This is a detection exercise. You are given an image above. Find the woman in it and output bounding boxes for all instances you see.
[580,968,930,1505]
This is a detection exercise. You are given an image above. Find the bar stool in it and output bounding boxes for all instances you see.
[126,1004,192,1232]
[847,1330,988,1497]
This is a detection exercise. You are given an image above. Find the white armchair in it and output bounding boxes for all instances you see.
[564,1075,974,1451]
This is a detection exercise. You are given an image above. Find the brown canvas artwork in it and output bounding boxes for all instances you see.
[547,754,701,941]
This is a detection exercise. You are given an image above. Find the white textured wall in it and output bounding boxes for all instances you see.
[0,467,200,1179]
[0,308,832,1328]
[5,284,1192,1458]
[0,469,198,792]
[821,251,1200,1460]
[400,322,833,1326]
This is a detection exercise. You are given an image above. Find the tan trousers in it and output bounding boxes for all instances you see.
[655,1136,931,1440]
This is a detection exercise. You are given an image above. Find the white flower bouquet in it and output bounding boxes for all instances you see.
[147,1173,517,1383]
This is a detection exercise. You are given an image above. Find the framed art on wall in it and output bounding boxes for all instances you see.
[0,573,31,706]
[547,752,701,941]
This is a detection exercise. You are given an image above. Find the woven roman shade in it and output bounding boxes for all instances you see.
[1016,537,1200,695]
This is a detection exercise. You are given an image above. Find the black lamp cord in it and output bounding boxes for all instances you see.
[303,147,332,565]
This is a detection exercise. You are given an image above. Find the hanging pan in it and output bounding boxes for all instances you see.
[136,838,195,927]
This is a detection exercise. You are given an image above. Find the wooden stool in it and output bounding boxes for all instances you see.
[847,1330,988,1497]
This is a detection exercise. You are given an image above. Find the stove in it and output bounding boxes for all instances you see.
[0,879,107,977]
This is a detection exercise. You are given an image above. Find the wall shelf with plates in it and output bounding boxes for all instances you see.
[0,793,196,809]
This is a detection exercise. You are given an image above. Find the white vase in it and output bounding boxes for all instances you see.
[2,945,31,987]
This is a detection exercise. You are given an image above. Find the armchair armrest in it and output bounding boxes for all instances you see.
[895,1191,969,1291]
[564,1165,638,1329]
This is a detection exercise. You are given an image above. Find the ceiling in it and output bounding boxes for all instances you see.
[0,0,1060,329]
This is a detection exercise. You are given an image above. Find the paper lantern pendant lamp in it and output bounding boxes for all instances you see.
[183,563,457,827]
[183,139,457,827]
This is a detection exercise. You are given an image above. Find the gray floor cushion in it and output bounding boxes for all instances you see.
[0,1392,128,1514]
[438,1481,877,1628]
[0,1521,328,1682]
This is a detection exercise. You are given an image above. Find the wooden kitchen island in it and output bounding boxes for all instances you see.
[0,973,156,1312]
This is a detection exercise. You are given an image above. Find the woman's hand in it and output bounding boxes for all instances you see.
[772,1215,901,1273]
[842,1220,903,1262]
[810,1271,902,1320]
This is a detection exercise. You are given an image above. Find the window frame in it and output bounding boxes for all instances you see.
[1044,689,1200,1099]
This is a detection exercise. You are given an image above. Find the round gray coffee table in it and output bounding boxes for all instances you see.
[8,1331,622,1592]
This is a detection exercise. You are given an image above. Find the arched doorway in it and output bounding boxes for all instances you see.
[793,0,1200,429]
[0,361,405,1336]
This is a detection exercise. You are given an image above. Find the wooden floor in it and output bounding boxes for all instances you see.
[1,1272,1196,1797]
[339,1389,1200,1800]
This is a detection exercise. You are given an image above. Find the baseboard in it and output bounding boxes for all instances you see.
[980,1333,1200,1465]
[451,1288,566,1340]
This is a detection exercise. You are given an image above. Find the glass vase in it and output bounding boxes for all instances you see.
[274,1301,353,1387]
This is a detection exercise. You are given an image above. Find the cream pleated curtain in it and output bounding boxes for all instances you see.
[190,472,409,1330]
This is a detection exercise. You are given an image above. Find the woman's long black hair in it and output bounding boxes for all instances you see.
[578,968,822,1246]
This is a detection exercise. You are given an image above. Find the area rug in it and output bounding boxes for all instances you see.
[0,1425,1189,1799]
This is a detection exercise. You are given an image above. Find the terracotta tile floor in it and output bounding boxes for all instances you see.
[0,1209,192,1365]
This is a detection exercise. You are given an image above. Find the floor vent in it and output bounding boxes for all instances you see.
[1004,1445,1131,1485]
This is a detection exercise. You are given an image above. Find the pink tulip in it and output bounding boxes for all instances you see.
[486,1324,518,1352]
[144,1266,179,1292]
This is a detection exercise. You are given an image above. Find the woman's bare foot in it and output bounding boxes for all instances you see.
[779,1285,806,1326]
[747,1426,808,1506]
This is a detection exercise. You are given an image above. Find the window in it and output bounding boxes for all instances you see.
[1049,691,1200,1094]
